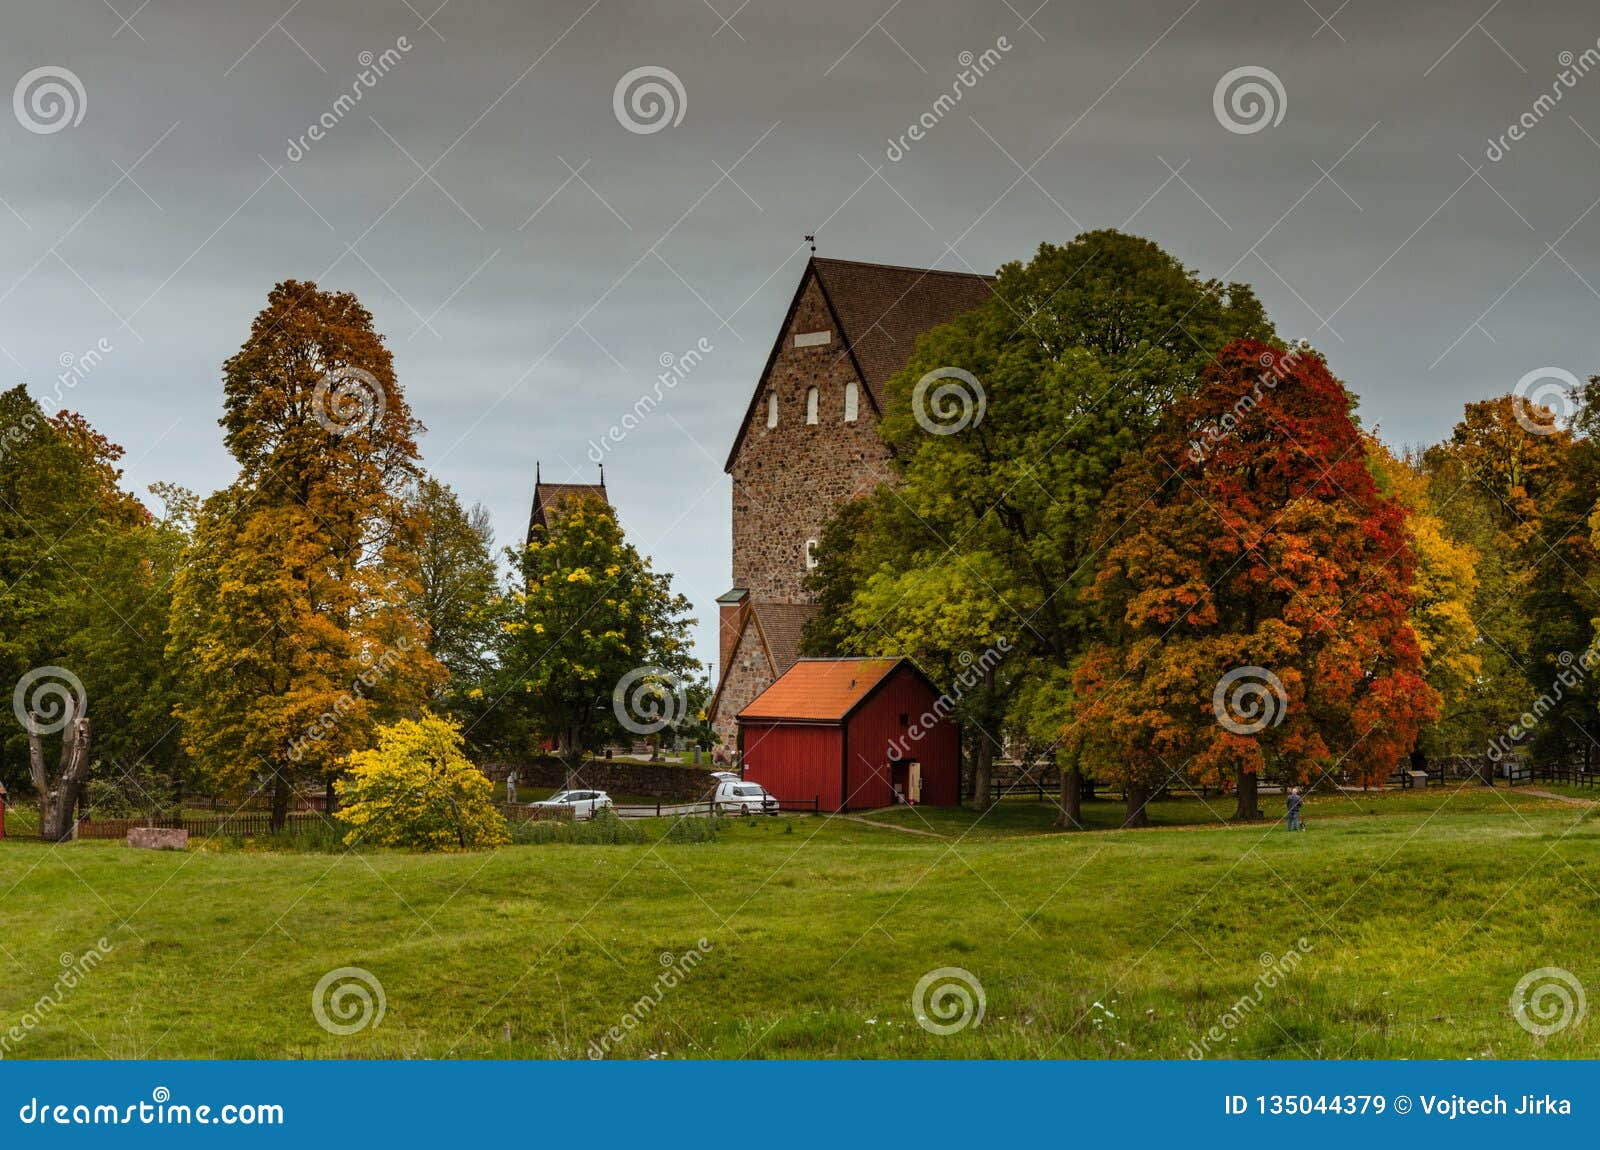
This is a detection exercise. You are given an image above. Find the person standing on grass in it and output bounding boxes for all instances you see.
[1286,786,1303,832]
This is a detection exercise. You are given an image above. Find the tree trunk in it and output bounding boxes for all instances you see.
[323,771,339,817]
[972,737,994,808]
[1233,768,1260,821]
[31,714,93,842]
[1057,761,1083,829]
[1409,745,1427,774]
[1123,782,1149,828]
[270,768,291,832]
[557,726,583,788]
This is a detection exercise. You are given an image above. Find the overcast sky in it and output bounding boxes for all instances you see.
[4,0,1599,672]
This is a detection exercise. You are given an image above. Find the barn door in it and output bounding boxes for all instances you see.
[908,761,922,804]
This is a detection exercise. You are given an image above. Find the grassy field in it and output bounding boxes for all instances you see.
[0,784,1594,1060]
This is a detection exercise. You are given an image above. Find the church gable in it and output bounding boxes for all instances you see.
[723,265,870,474]
[726,266,892,604]
[709,609,778,747]
[721,255,995,616]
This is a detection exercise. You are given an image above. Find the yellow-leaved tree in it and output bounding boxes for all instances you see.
[1367,438,1481,764]
[335,712,508,850]
[168,281,444,828]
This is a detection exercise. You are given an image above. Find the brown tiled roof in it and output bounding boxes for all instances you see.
[738,657,903,722]
[528,480,609,540]
[723,257,994,472]
[751,601,817,674]
[812,258,994,409]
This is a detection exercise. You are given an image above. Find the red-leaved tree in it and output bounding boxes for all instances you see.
[1066,339,1439,824]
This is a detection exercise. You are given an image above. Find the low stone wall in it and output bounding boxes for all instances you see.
[482,758,719,802]
[127,827,188,850]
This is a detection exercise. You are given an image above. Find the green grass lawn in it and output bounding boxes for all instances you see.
[0,783,1594,1060]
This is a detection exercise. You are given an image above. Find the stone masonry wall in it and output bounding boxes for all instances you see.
[482,757,720,801]
[731,274,893,604]
[709,619,774,749]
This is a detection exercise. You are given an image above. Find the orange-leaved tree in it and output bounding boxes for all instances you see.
[169,281,443,828]
[1066,339,1439,824]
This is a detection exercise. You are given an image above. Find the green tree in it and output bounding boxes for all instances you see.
[1422,396,1578,764]
[406,476,500,697]
[804,231,1276,819]
[0,388,187,833]
[492,495,695,773]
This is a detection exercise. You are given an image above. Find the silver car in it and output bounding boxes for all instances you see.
[531,789,613,820]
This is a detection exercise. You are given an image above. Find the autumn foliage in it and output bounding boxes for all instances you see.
[168,282,443,828]
[1067,340,1440,822]
[335,712,509,851]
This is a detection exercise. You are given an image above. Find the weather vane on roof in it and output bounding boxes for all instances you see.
[805,233,816,253]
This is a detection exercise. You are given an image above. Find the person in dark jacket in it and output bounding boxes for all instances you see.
[1286,787,1303,831]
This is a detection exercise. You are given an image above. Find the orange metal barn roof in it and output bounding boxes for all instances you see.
[737,657,903,723]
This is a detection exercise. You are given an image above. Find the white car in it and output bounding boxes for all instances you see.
[531,789,613,820]
[709,770,741,782]
[713,779,779,816]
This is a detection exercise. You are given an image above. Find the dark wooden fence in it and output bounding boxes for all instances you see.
[74,812,335,840]
[1506,760,1597,788]
[495,803,575,824]
[611,797,820,818]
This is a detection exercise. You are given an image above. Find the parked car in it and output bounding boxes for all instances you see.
[530,789,613,820]
[713,779,779,816]
[709,770,741,782]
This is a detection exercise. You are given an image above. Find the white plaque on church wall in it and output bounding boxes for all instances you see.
[793,330,831,347]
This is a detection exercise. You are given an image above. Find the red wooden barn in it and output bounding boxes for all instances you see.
[737,657,960,812]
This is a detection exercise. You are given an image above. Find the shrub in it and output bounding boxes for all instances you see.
[335,713,509,851]
[664,814,726,844]
[509,806,645,846]
[201,817,346,854]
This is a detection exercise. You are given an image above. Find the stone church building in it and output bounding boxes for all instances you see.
[707,257,993,747]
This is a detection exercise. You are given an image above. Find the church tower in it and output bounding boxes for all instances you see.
[707,257,993,747]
